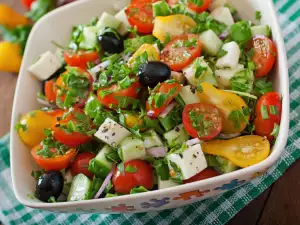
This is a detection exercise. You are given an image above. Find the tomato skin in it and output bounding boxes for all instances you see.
[97,81,141,108]
[125,1,157,34]
[31,145,76,171]
[251,36,277,77]
[167,0,179,7]
[21,0,36,10]
[112,160,154,194]
[52,109,92,147]
[184,168,219,184]
[161,34,202,71]
[182,103,223,141]
[188,0,211,13]
[55,68,94,108]
[146,82,182,118]
[44,80,56,103]
[71,152,96,179]
[254,92,282,141]
[64,51,99,70]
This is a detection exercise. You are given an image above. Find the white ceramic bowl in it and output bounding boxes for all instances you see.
[10,0,289,213]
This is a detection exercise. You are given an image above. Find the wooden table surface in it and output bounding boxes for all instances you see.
[1,2,299,225]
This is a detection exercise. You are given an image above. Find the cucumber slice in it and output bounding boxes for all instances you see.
[210,7,234,27]
[79,26,98,50]
[216,156,239,173]
[199,30,223,56]
[216,41,241,69]
[88,145,113,178]
[251,25,271,37]
[143,130,164,148]
[96,12,121,30]
[179,85,200,105]
[215,64,244,89]
[153,1,172,17]
[183,57,218,87]
[158,106,182,132]
[164,124,189,148]
[67,174,92,202]
[115,8,131,36]
[119,136,146,162]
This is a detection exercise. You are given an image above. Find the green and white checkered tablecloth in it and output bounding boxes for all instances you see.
[1,0,300,224]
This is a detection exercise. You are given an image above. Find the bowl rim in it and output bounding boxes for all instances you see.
[10,0,290,209]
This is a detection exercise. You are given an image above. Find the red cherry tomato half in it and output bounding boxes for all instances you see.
[161,34,202,71]
[188,0,211,13]
[97,80,141,109]
[146,82,182,118]
[21,0,36,10]
[184,168,219,184]
[125,1,157,34]
[64,51,99,70]
[44,80,56,103]
[167,0,180,7]
[251,36,277,77]
[182,103,223,141]
[52,108,92,147]
[55,67,94,108]
[112,159,154,194]
[31,145,76,171]
[71,152,96,179]
[254,92,282,141]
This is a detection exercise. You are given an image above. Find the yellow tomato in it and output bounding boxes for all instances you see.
[128,44,160,68]
[17,110,56,148]
[123,113,144,130]
[153,15,197,42]
[197,82,249,134]
[202,135,270,168]
[0,4,29,28]
[0,42,22,73]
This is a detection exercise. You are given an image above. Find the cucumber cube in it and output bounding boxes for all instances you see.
[199,30,223,56]
[96,12,121,30]
[251,25,271,37]
[179,85,200,105]
[164,124,189,148]
[119,136,146,162]
[88,145,114,178]
[67,174,92,202]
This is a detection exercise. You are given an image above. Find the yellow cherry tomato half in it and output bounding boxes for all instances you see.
[16,110,56,148]
[128,44,160,68]
[202,135,270,168]
[197,82,249,134]
[123,113,144,130]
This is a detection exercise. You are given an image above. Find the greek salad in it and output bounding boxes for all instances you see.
[16,0,282,203]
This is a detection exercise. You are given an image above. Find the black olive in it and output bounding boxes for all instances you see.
[97,28,124,54]
[138,61,171,88]
[36,170,64,202]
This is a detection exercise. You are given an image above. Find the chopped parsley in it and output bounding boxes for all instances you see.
[105,151,121,164]
[260,105,269,119]
[132,51,148,74]
[230,20,252,45]
[188,0,203,7]
[36,129,69,158]
[169,161,183,184]
[117,162,125,173]
[230,69,254,93]
[189,110,213,137]
[148,86,178,109]
[153,159,170,180]
[195,65,208,78]
[31,170,44,180]
[271,123,280,139]
[255,11,262,21]
[48,196,57,203]
[130,186,148,194]
[254,78,273,97]
[228,108,249,129]
[15,122,27,132]
[218,49,228,58]
[125,164,138,173]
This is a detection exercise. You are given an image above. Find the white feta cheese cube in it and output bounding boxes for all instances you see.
[115,8,131,36]
[28,51,62,80]
[210,7,234,27]
[167,144,207,180]
[94,118,131,147]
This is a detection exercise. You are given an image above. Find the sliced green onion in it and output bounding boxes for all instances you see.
[270,123,280,138]
[260,105,269,120]
[269,105,278,115]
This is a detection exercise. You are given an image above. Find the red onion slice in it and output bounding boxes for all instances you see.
[218,133,241,140]
[219,30,229,40]
[159,101,177,118]
[88,60,111,80]
[94,164,116,199]
[146,147,168,158]
[147,110,155,117]
[186,138,202,146]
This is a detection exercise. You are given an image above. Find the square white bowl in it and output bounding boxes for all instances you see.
[10,0,289,213]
